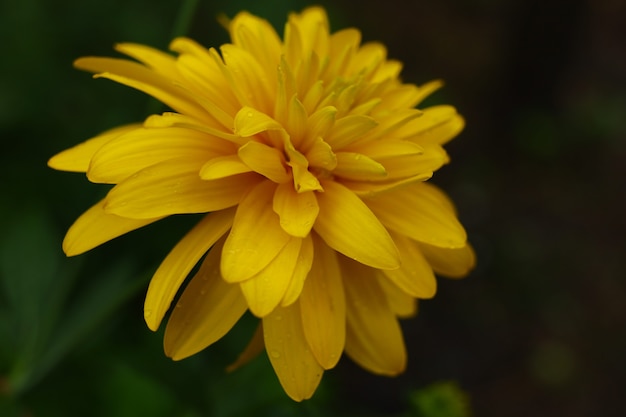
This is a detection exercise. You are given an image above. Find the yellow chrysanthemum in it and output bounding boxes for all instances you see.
[49,7,474,400]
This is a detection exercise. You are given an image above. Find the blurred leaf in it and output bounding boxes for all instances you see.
[408,381,471,417]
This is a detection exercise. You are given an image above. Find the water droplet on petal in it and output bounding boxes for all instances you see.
[144,309,152,318]
[270,350,281,359]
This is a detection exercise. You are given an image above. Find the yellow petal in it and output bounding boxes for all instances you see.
[233,106,282,138]
[263,303,323,401]
[300,235,346,369]
[325,114,378,150]
[351,138,423,160]
[382,233,437,299]
[302,106,336,151]
[144,209,235,330]
[74,57,209,122]
[164,238,248,360]
[88,126,231,184]
[199,155,252,180]
[104,159,257,219]
[115,42,178,77]
[333,152,387,181]
[418,242,476,278]
[340,172,433,197]
[221,181,290,282]
[314,180,399,270]
[48,124,140,173]
[342,259,407,375]
[240,237,303,317]
[304,137,337,171]
[272,183,319,237]
[397,105,465,145]
[226,323,265,372]
[377,274,418,318]
[284,142,323,192]
[366,182,467,248]
[377,144,448,180]
[228,11,282,76]
[238,141,290,183]
[281,234,314,306]
[62,199,162,256]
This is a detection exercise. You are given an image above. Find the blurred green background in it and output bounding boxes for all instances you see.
[1,0,625,416]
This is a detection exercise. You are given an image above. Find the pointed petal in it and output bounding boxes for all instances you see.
[104,159,258,218]
[325,114,378,150]
[221,181,290,282]
[314,181,399,269]
[164,239,248,360]
[88,126,231,184]
[226,323,265,372]
[48,124,140,173]
[304,137,337,171]
[300,235,346,369]
[263,303,323,401]
[144,209,235,330]
[333,152,387,181]
[273,183,319,237]
[115,42,178,77]
[62,199,162,256]
[233,106,283,137]
[397,105,465,145]
[238,140,290,183]
[199,155,252,180]
[418,242,476,278]
[382,233,437,299]
[240,237,302,317]
[281,234,314,306]
[366,182,467,248]
[342,259,407,375]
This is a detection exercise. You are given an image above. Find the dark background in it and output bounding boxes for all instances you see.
[1,0,624,416]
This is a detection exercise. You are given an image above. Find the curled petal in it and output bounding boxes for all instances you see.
[273,183,319,237]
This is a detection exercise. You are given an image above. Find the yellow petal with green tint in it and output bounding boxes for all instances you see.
[88,126,231,184]
[418,242,476,278]
[314,180,399,270]
[48,124,140,173]
[74,57,210,122]
[300,235,345,369]
[342,260,407,375]
[238,141,290,183]
[62,199,162,256]
[325,114,378,150]
[382,233,437,299]
[272,183,319,237]
[333,152,387,181]
[144,208,235,331]
[377,274,418,318]
[366,182,467,248]
[397,105,465,145]
[105,159,257,219]
[199,155,252,180]
[240,237,302,317]
[263,303,324,401]
[164,238,248,360]
[221,181,291,282]
[281,234,314,307]
[227,324,265,372]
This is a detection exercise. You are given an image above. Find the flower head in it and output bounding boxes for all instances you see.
[49,7,474,400]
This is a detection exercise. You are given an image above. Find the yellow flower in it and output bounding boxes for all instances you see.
[49,7,474,401]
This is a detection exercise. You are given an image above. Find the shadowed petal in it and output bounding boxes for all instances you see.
[164,238,248,360]
[281,234,314,306]
[418,242,476,278]
[144,209,235,331]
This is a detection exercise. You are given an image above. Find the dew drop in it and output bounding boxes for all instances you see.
[176,302,183,308]
[200,289,207,295]
[274,315,283,321]
[247,111,254,118]
[144,309,152,318]
[270,350,281,359]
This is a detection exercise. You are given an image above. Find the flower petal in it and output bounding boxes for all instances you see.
[418,242,476,278]
[377,274,418,318]
[226,323,265,372]
[144,209,235,330]
[397,105,465,145]
[382,233,437,299]
[263,303,324,401]
[88,126,232,184]
[221,181,291,282]
[273,183,319,237]
[281,234,314,306]
[238,140,290,183]
[300,235,346,369]
[325,114,378,150]
[48,124,140,173]
[366,182,467,248]
[342,259,407,375]
[164,238,248,360]
[199,155,252,180]
[240,237,302,317]
[62,199,162,256]
[333,152,387,181]
[104,158,258,219]
[314,181,399,270]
